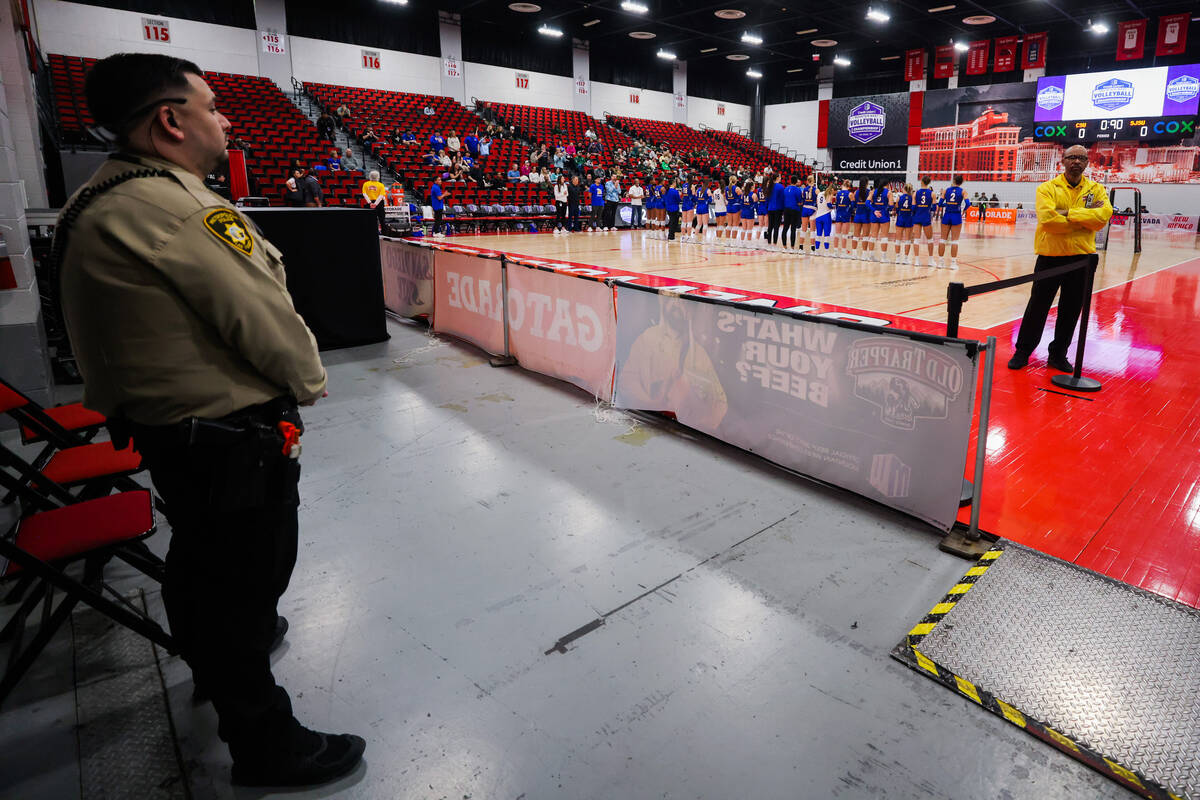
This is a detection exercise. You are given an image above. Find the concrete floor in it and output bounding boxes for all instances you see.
[0,317,1134,799]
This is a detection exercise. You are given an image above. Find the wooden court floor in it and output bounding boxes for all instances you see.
[443,224,1200,608]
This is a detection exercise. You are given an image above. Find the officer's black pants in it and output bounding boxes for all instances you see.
[1014,253,1096,358]
[132,413,302,763]
[781,209,800,247]
[766,209,783,244]
[667,211,681,239]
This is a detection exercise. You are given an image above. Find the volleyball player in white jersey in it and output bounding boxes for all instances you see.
[711,180,727,240]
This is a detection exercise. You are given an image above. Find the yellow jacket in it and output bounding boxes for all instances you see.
[1034,174,1113,256]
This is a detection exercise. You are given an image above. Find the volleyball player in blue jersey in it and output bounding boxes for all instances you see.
[850,178,872,259]
[725,180,743,244]
[869,181,890,262]
[680,179,695,242]
[755,183,769,244]
[737,181,756,244]
[893,184,915,264]
[796,175,817,252]
[693,180,709,242]
[912,176,936,266]
[937,174,969,269]
[832,179,853,258]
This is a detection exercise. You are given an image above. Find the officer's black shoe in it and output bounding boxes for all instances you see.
[1007,351,1030,370]
[192,616,289,704]
[1047,353,1075,373]
[231,730,366,787]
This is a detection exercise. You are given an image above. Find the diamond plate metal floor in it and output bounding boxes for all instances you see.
[895,541,1200,800]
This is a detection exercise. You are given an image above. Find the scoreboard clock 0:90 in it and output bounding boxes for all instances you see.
[1033,116,1197,142]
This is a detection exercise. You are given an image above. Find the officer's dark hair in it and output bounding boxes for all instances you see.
[85,53,203,146]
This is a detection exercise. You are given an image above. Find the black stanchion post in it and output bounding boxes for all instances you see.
[490,255,518,368]
[945,282,966,339]
[1051,258,1101,393]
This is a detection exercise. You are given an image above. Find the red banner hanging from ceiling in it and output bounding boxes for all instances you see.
[993,36,1018,72]
[1116,19,1148,61]
[1155,13,1189,56]
[1020,31,1048,69]
[904,48,925,82]
[933,45,956,79]
[965,40,990,75]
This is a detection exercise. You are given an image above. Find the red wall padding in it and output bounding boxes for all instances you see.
[817,99,830,149]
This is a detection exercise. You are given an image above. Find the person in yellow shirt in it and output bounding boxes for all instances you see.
[361,169,387,230]
[1009,145,1113,372]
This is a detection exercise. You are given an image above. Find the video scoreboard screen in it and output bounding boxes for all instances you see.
[1033,63,1199,142]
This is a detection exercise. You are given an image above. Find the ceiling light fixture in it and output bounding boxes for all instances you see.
[866,7,890,22]
[381,0,408,5]
[834,56,850,66]
[508,2,541,11]
[656,49,676,60]
[953,40,969,51]
[700,46,718,53]
[538,24,563,37]
[621,0,648,13]
[629,30,656,38]
[583,18,600,26]
[811,38,837,47]
[880,55,900,60]
[726,53,750,60]
[746,69,763,78]
[927,4,955,11]
[796,28,817,35]
[963,14,995,24]
[741,32,763,44]
[1089,20,1109,34]
[787,67,804,73]
[714,9,746,19]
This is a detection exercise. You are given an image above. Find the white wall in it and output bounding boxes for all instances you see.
[687,96,750,134]
[465,62,572,108]
[764,100,826,165]
[589,81,673,122]
[33,0,258,76]
[290,37,440,95]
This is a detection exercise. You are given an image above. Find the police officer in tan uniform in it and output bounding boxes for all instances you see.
[57,53,364,787]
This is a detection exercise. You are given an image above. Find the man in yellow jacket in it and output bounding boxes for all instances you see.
[1009,145,1113,371]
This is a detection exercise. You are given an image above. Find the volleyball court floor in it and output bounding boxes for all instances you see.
[446,223,1200,608]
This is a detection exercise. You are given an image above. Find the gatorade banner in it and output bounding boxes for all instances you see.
[381,239,433,318]
[506,264,616,401]
[432,250,506,355]
[965,207,1017,223]
[613,285,979,531]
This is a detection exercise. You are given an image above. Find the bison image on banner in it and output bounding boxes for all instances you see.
[613,285,979,531]
[505,265,616,401]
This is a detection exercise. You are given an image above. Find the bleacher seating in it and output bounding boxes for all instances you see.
[488,103,633,170]
[303,83,548,214]
[705,129,809,179]
[48,55,366,206]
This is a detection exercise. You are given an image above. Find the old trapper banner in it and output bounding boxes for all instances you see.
[613,285,978,530]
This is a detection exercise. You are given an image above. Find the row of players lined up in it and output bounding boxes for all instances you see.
[624,174,972,269]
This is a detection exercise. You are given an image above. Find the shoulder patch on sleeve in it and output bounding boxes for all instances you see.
[203,208,254,257]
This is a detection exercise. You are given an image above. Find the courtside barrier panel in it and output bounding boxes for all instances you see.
[612,282,982,532]
[380,237,433,318]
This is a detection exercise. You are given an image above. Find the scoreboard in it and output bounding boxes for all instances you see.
[1033,63,1199,143]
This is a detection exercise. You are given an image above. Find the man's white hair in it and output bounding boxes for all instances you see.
[369,170,380,181]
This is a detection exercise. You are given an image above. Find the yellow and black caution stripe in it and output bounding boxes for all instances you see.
[892,543,1185,800]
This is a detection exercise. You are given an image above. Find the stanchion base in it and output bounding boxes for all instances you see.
[939,524,998,560]
[960,479,973,507]
[1050,374,1102,393]
[489,355,518,368]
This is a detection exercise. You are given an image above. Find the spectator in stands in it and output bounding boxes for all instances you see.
[568,175,583,232]
[429,175,446,237]
[446,131,461,153]
[529,167,546,185]
[553,175,569,233]
[553,147,566,170]
[588,139,602,156]
[317,110,335,142]
[391,126,403,145]
[477,134,492,157]
[402,130,417,146]
[1121,206,1133,215]
[464,130,479,156]
[326,148,341,170]
[438,149,452,168]
[990,193,999,203]
[585,126,597,140]
[423,104,435,116]
[565,141,576,157]
[283,171,305,207]
[335,102,351,126]
[430,130,446,152]
[519,159,533,179]
[423,148,438,165]
[481,172,498,189]
[362,170,388,229]
[229,134,253,154]
[341,148,360,171]
[603,174,621,230]
[362,128,378,148]
[507,163,521,182]
[301,166,323,206]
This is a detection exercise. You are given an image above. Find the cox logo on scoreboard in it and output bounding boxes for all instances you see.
[1037,85,1064,111]
[1166,75,1199,104]
[1091,78,1134,111]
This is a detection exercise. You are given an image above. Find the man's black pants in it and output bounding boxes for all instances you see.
[567,202,580,231]
[667,211,681,240]
[766,209,783,244]
[603,200,618,229]
[1014,253,1096,358]
[781,209,800,247]
[131,402,304,763]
